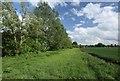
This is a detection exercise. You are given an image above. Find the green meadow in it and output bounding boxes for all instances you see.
[2,48,120,80]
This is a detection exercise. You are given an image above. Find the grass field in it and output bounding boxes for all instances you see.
[81,47,119,63]
[2,48,120,79]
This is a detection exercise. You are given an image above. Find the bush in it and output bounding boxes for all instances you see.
[20,43,32,54]
[32,40,41,53]
[40,41,49,52]
[19,38,48,54]
[2,39,15,56]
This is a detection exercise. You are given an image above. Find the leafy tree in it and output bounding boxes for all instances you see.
[1,1,72,56]
[18,2,29,50]
[79,44,83,48]
[2,2,21,55]
[34,2,72,50]
[0,1,2,47]
[72,41,78,48]
[95,43,105,47]
[110,44,113,47]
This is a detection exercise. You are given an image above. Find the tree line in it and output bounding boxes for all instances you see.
[72,41,120,48]
[1,2,72,56]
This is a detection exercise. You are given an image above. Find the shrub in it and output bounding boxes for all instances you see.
[20,43,32,54]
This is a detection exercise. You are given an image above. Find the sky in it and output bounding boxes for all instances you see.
[11,0,119,45]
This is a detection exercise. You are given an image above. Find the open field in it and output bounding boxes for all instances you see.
[81,47,119,64]
[2,48,120,80]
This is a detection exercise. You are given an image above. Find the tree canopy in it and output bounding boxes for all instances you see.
[1,2,72,56]
[72,41,78,48]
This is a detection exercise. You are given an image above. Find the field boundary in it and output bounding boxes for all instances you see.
[81,49,120,65]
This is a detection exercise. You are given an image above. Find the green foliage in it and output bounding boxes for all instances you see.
[79,44,83,48]
[20,38,40,53]
[0,34,2,47]
[2,31,14,56]
[19,43,32,54]
[2,2,72,56]
[34,2,72,50]
[72,41,78,48]
[95,43,105,47]
[2,2,20,56]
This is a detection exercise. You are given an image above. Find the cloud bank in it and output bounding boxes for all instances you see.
[27,0,68,8]
[67,3,118,45]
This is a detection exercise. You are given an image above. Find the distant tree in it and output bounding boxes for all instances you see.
[110,44,113,47]
[85,45,88,47]
[95,43,105,47]
[79,44,83,48]
[114,44,117,47]
[72,41,78,48]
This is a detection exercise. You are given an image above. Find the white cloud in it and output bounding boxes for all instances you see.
[70,3,102,18]
[81,3,101,19]
[44,0,68,8]
[16,11,22,21]
[72,0,80,2]
[59,15,64,20]
[27,0,40,6]
[80,21,85,24]
[70,8,83,16]
[64,12,69,16]
[18,14,22,21]
[27,0,67,8]
[71,0,80,6]
[71,17,75,21]
[73,23,82,28]
[67,3,118,45]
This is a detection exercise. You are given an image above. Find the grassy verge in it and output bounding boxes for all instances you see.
[2,48,120,79]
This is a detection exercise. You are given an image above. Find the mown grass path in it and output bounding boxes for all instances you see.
[2,48,119,79]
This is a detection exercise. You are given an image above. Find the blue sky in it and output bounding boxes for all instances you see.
[55,2,118,31]
[56,2,97,31]
[12,1,119,45]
